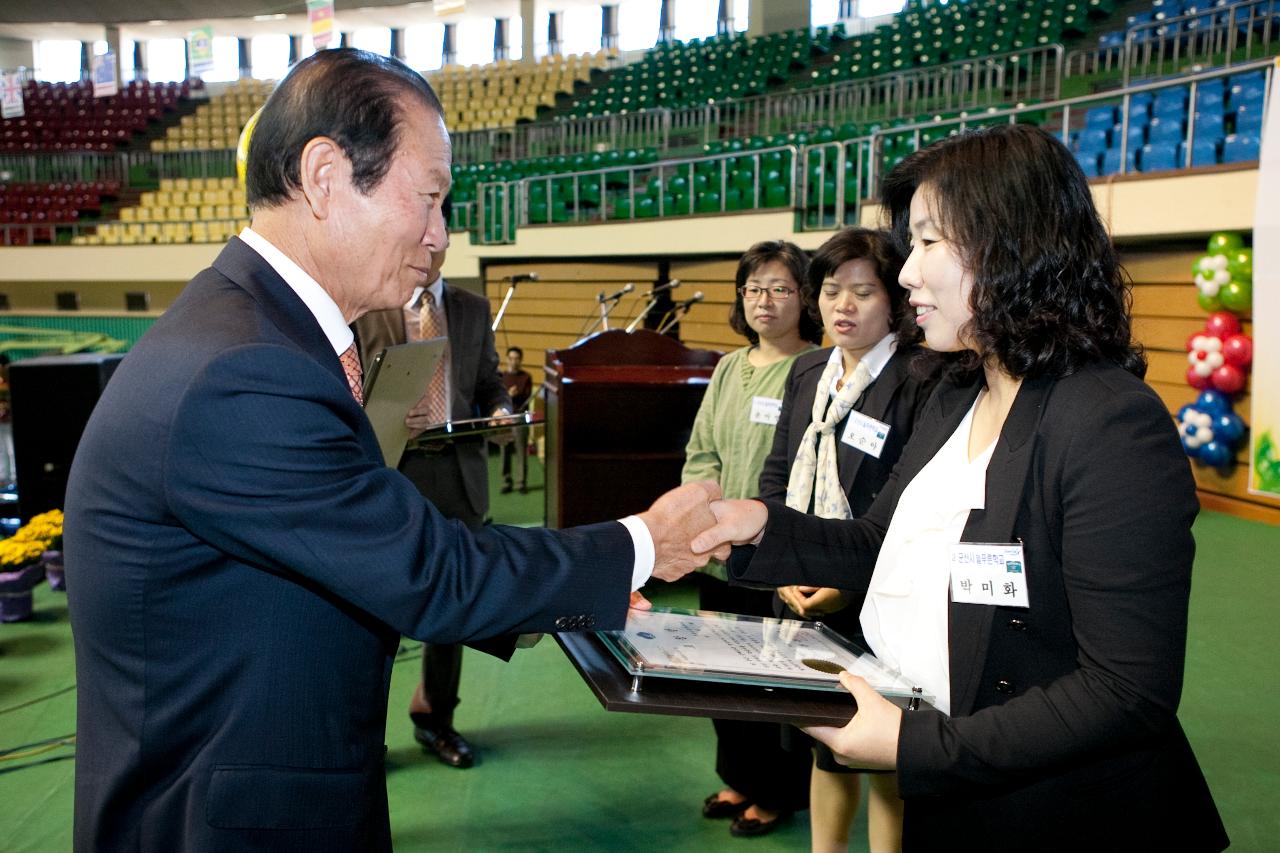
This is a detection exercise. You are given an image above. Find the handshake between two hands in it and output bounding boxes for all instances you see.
[634,480,769,584]
[629,480,903,771]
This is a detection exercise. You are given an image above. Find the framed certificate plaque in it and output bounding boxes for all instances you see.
[556,608,936,727]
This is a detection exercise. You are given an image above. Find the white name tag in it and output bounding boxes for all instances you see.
[749,396,783,426]
[840,411,891,458]
[949,542,1030,608]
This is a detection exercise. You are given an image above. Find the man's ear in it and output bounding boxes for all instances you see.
[298,136,344,220]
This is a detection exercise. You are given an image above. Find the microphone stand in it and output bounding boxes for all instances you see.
[577,287,630,340]
[624,294,661,333]
[657,300,698,335]
[491,280,519,333]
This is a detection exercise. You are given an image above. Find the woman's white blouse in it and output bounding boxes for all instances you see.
[859,393,994,715]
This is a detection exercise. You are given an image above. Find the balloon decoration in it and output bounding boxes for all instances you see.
[1178,392,1246,468]
[1193,232,1253,315]
[1181,232,1252,469]
[1185,312,1252,394]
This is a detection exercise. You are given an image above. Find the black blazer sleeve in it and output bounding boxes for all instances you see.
[758,355,809,502]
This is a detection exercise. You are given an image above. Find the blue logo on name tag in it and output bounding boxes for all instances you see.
[1006,561,1023,574]
[638,631,656,639]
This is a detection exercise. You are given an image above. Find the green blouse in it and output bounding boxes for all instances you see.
[681,344,816,579]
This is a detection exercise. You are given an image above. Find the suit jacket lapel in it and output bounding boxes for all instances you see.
[212,238,343,385]
[837,351,912,494]
[948,373,1055,716]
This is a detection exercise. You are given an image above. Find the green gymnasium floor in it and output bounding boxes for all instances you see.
[2,455,1278,851]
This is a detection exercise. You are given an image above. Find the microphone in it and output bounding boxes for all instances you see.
[646,278,681,296]
[675,291,704,311]
[598,283,635,303]
[505,272,539,283]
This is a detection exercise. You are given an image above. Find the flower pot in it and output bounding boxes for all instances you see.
[43,550,65,591]
[0,560,46,623]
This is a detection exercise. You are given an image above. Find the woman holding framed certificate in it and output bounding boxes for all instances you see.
[693,125,1228,851]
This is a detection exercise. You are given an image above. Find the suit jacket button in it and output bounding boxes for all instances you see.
[995,679,1014,695]
[1007,618,1027,631]
[554,617,570,629]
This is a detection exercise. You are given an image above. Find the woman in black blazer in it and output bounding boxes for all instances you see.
[694,125,1228,851]
[758,227,935,852]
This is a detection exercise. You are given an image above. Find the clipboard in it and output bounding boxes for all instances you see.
[361,337,446,469]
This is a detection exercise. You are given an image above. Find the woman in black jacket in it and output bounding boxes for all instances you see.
[757,227,935,852]
[694,124,1228,852]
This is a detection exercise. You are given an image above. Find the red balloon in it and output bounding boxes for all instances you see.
[1187,364,1213,389]
[1211,363,1246,394]
[1223,333,1253,368]
[1205,311,1241,339]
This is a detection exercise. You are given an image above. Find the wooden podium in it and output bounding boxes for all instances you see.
[543,330,721,528]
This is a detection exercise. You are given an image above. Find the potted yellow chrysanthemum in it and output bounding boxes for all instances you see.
[19,509,65,590]
[0,537,47,622]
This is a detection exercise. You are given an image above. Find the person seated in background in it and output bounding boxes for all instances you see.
[692,124,1229,852]
[757,227,936,853]
[681,240,823,838]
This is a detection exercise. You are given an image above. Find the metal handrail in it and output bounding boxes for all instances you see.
[1065,0,1279,83]
[0,149,236,186]
[1123,0,1279,86]
[451,44,1064,162]
[865,58,1274,189]
[473,144,800,245]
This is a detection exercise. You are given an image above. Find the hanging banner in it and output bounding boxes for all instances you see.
[308,0,336,50]
[188,25,215,75]
[1,72,23,119]
[91,53,118,98]
[1250,58,1280,498]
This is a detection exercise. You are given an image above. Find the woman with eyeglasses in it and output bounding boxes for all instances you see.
[757,227,937,853]
[691,125,1228,850]
[680,239,823,838]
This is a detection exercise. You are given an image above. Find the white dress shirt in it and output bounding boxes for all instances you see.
[237,228,656,591]
[859,392,995,714]
[823,332,898,398]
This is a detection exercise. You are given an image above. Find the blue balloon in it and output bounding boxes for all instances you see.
[1215,412,1245,444]
[1198,440,1232,467]
[1196,390,1230,417]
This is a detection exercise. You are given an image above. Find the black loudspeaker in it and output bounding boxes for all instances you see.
[9,353,123,521]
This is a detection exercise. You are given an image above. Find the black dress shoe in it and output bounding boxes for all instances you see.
[729,811,791,838]
[412,720,475,768]
[500,483,513,494]
[702,792,750,819]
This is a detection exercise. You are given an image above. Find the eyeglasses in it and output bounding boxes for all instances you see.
[738,285,798,301]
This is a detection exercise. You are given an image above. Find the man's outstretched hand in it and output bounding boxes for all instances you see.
[638,480,728,582]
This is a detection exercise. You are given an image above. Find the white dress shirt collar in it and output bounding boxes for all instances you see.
[404,275,445,312]
[239,227,353,357]
[825,333,898,397]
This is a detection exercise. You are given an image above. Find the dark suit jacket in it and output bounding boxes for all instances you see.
[757,345,934,639]
[353,280,509,518]
[733,362,1228,851]
[65,238,632,852]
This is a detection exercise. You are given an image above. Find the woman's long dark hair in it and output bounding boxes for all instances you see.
[881,124,1145,379]
[805,227,920,347]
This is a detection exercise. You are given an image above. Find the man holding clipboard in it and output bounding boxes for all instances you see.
[355,216,509,770]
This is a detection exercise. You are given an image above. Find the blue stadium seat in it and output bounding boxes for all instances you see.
[1193,110,1226,139]
[1147,116,1186,145]
[1221,133,1260,163]
[1128,91,1155,117]
[1085,106,1118,129]
[1180,137,1221,167]
[1234,103,1264,135]
[1140,144,1178,172]
[1101,146,1137,175]
[1077,127,1110,153]
[1115,120,1147,149]
[1075,151,1102,177]
[1194,86,1225,112]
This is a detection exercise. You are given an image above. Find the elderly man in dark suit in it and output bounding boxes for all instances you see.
[64,48,720,853]
[355,220,509,769]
